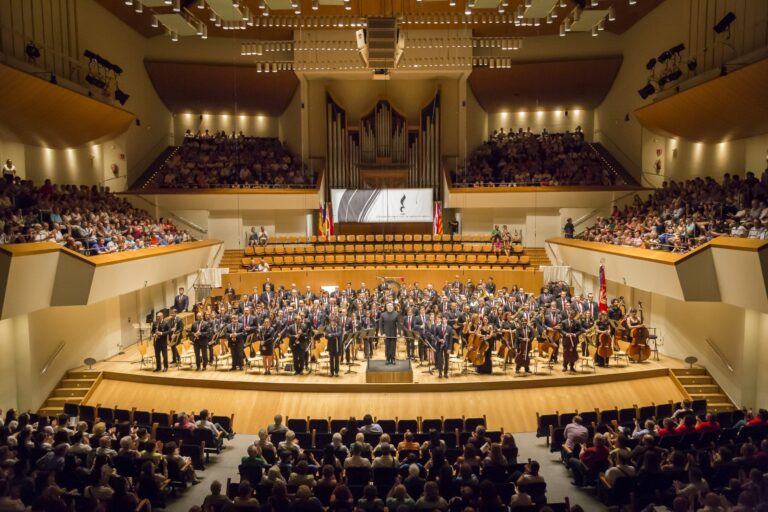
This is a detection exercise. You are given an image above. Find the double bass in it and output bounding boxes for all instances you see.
[626,304,651,362]
[515,325,532,369]
[562,332,580,367]
[596,331,614,359]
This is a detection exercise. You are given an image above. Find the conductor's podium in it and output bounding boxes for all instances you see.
[366,359,413,384]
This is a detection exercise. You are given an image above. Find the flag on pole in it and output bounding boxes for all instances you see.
[326,201,334,236]
[598,263,608,313]
[433,201,443,235]
[318,203,325,237]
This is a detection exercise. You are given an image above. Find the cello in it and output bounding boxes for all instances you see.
[625,305,651,362]
[514,324,532,371]
[597,331,614,359]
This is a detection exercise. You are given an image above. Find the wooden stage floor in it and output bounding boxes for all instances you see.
[81,345,687,433]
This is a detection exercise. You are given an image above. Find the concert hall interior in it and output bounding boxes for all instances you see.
[1,0,768,510]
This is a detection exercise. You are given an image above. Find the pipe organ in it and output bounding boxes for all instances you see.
[326,92,441,195]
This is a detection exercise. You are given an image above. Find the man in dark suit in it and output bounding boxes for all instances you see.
[288,315,309,374]
[260,283,275,306]
[224,285,236,300]
[585,292,600,319]
[189,312,212,370]
[326,316,343,377]
[413,306,429,362]
[242,307,258,348]
[403,307,417,361]
[151,312,171,372]
[167,308,185,365]
[378,302,401,365]
[173,287,189,312]
[308,304,325,332]
[225,314,245,371]
[434,315,452,378]
[515,320,535,374]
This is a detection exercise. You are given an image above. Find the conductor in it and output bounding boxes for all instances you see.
[378,302,401,365]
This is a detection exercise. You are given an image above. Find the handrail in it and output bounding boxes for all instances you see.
[593,129,642,176]
[40,342,65,376]
[572,191,637,229]
[704,337,734,374]
[130,195,208,235]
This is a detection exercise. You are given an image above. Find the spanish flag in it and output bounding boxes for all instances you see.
[318,203,325,237]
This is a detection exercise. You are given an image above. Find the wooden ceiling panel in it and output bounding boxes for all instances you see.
[633,58,768,143]
[144,60,299,115]
[0,64,135,149]
[467,56,622,112]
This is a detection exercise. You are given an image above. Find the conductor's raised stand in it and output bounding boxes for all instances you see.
[366,359,413,383]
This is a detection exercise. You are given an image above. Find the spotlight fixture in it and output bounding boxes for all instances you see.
[124,0,133,5]
[669,43,685,56]
[645,58,656,70]
[449,0,456,6]
[713,11,735,34]
[657,50,671,64]
[666,69,682,82]
[201,24,208,39]
[114,88,130,106]
[464,1,471,15]
[628,0,636,5]
[170,31,179,42]
[172,0,180,12]
[591,25,598,36]
[135,2,143,13]
[638,82,655,99]
[197,0,205,8]
[686,58,697,72]
[559,23,565,36]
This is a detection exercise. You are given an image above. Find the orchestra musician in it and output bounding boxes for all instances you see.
[226,314,245,371]
[167,308,184,365]
[378,302,401,365]
[151,311,171,372]
[414,306,429,361]
[288,314,308,375]
[433,315,452,378]
[515,319,535,374]
[403,307,417,360]
[189,312,211,371]
[326,316,343,377]
[580,310,595,357]
[540,303,562,363]
[476,316,495,375]
[259,318,276,375]
[594,312,612,367]
[174,287,189,312]
[560,311,583,372]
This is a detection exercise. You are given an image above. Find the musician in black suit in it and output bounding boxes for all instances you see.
[403,307,417,360]
[242,307,258,359]
[224,285,236,300]
[174,287,189,312]
[288,315,309,375]
[326,317,343,377]
[560,313,583,372]
[585,292,600,319]
[151,312,171,372]
[515,321,535,374]
[167,308,184,365]
[189,312,212,370]
[378,302,401,365]
[339,309,353,364]
[433,315,452,378]
[225,314,245,371]
[413,307,429,361]
[260,284,275,306]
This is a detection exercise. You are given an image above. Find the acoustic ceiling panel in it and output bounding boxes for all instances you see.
[207,0,246,20]
[569,9,608,31]
[154,14,200,35]
[523,0,558,19]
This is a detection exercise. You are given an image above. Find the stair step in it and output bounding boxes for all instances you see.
[708,402,737,412]
[689,392,729,403]
[671,367,707,376]
[683,384,721,394]
[676,376,712,385]
[60,378,96,388]
[67,370,100,380]
[38,407,63,416]
[45,397,82,406]
[52,388,90,398]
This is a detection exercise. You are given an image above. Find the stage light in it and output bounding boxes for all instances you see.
[170,31,179,42]
[86,74,107,89]
[669,43,685,56]
[124,0,133,5]
[657,50,670,64]
[687,58,697,71]
[638,82,655,99]
[197,0,205,8]
[713,11,735,34]
[666,69,682,82]
[608,5,615,20]
[173,0,180,12]
[312,0,319,9]
[115,88,130,106]
[591,25,598,36]
[645,58,656,70]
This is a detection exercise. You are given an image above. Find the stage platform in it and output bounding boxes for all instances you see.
[80,343,686,394]
[366,359,413,384]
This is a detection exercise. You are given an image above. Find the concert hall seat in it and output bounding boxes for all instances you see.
[287,417,308,433]
[477,254,487,264]
[487,255,497,264]
[336,235,345,243]
[413,243,423,253]
[405,254,415,264]
[423,235,432,242]
[403,243,413,252]
[413,234,423,242]
[328,235,337,243]
[519,255,530,265]
[377,419,397,433]
[385,254,395,264]
[425,254,436,264]
[395,254,405,264]
[466,255,477,264]
[309,418,330,433]
[295,245,306,254]
[344,244,354,253]
[284,256,295,265]
[365,244,375,252]
[355,254,365,264]
[344,254,353,264]
[285,245,296,255]
[244,247,254,256]
[375,234,384,242]
[356,235,365,243]
[385,234,394,242]
[421,417,442,432]
[265,246,275,255]
[394,234,403,242]
[513,245,524,253]
[305,255,315,265]
[404,234,413,242]
[365,235,374,242]
[375,254,385,264]
[436,254,446,263]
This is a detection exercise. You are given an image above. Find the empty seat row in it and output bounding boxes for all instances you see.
[242,253,532,268]
[269,234,491,244]
[246,242,525,256]
[284,414,486,434]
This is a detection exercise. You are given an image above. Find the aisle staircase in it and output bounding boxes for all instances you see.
[588,142,641,186]
[38,370,102,417]
[671,367,737,414]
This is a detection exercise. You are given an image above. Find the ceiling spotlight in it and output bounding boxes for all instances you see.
[645,57,656,70]
[564,18,571,31]
[598,19,604,30]
[666,69,682,81]
[464,1,471,15]
[638,82,655,99]
[591,0,598,6]
[259,0,266,9]
[124,0,133,5]
[215,15,222,26]
[151,16,159,28]
[262,5,269,16]
[164,0,172,4]
[516,5,523,18]
[559,0,566,7]
[608,5,615,20]
[201,24,208,38]
[135,2,143,13]
[546,13,552,23]
[233,0,240,6]
[628,0,636,5]
[449,0,456,6]
[242,6,250,19]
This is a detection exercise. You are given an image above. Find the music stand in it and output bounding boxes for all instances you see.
[343,331,358,375]
[420,331,437,375]
[359,328,377,360]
